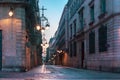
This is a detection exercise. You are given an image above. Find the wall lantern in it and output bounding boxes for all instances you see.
[9,7,14,17]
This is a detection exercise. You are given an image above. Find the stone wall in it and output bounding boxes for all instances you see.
[62,0,120,72]
[0,6,26,71]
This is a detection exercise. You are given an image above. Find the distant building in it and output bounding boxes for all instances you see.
[54,0,120,72]
[48,37,56,64]
[50,5,69,66]
[48,37,55,58]
[0,0,42,71]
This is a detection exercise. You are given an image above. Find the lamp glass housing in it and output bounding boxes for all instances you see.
[41,29,45,33]
[9,11,13,17]
[36,25,41,30]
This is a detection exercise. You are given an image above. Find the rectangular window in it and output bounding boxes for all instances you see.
[70,24,72,39]
[73,41,77,56]
[98,25,107,52]
[79,9,84,30]
[70,43,72,57]
[73,20,76,35]
[90,5,94,22]
[81,0,84,4]
[89,31,95,54]
[100,0,106,14]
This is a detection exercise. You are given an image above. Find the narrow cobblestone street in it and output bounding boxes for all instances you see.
[0,65,120,80]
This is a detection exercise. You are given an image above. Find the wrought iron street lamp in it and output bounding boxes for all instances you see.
[36,6,50,33]
[36,6,50,64]
[36,22,50,33]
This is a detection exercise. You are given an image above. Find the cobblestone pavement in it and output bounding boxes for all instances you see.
[0,65,120,80]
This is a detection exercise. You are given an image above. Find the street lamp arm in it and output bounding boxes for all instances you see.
[43,16,48,21]
[40,16,48,22]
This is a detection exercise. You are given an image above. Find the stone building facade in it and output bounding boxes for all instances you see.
[49,5,69,66]
[53,0,120,72]
[48,36,56,64]
[0,0,42,71]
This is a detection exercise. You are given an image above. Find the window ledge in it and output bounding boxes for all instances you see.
[89,53,95,54]
[89,20,94,26]
[98,12,107,19]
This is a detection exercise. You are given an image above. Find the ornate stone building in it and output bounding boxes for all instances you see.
[54,0,120,72]
[0,0,42,71]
